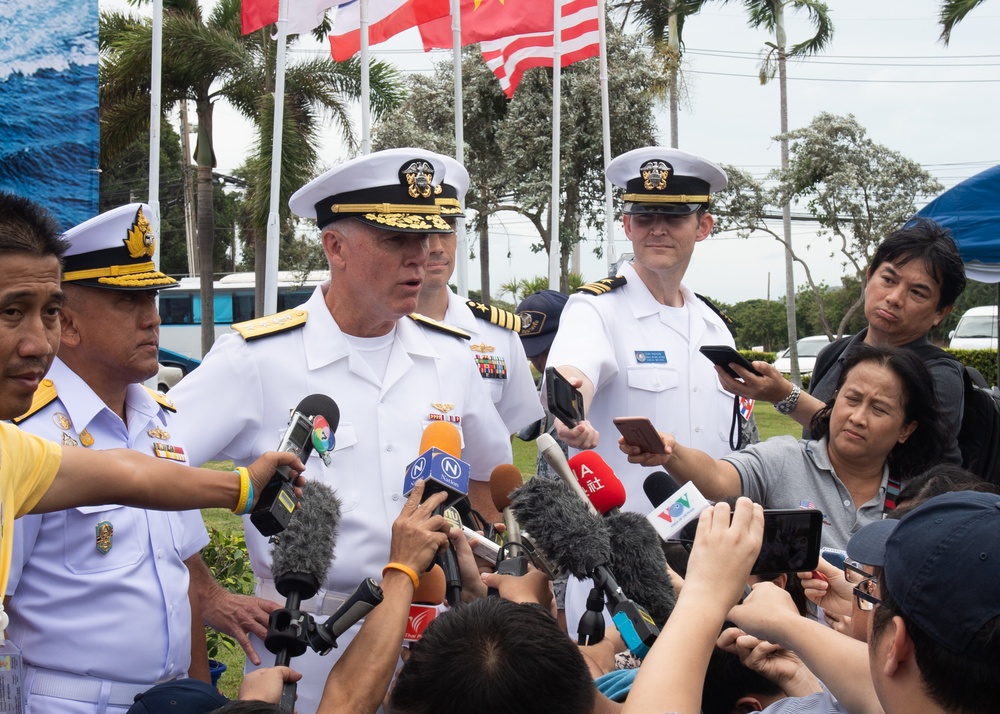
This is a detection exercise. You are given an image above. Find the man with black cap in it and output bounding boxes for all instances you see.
[545,147,743,637]
[7,203,285,713]
[416,154,542,440]
[169,148,512,713]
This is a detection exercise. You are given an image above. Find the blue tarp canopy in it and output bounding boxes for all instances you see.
[916,164,1000,283]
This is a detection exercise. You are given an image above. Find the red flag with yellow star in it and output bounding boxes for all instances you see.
[417,0,554,50]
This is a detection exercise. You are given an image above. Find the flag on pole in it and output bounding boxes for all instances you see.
[242,0,342,36]
[481,0,599,98]
[328,0,451,61]
[417,0,553,50]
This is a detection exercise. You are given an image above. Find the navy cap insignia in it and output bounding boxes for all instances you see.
[96,521,113,554]
[640,160,671,191]
[401,160,436,199]
[124,206,156,259]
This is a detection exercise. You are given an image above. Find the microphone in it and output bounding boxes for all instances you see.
[645,479,711,542]
[252,394,340,536]
[510,478,660,657]
[536,433,600,516]
[643,471,681,509]
[402,422,470,510]
[265,480,341,711]
[404,564,446,643]
[605,511,677,627]
[490,464,527,561]
[312,577,384,655]
[569,451,627,517]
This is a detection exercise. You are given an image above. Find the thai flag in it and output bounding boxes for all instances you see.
[739,397,755,420]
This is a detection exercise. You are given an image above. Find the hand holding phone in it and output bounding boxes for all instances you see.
[545,367,585,429]
[699,345,762,380]
[614,416,666,454]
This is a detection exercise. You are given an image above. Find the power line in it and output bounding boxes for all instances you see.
[686,68,1000,83]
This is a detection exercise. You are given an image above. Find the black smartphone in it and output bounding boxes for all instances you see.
[699,345,763,380]
[545,367,585,429]
[613,416,665,454]
[750,509,823,576]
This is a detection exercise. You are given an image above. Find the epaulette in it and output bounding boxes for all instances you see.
[143,385,177,413]
[232,309,308,341]
[12,379,58,424]
[466,300,522,333]
[575,275,627,296]
[409,313,471,340]
[695,293,735,327]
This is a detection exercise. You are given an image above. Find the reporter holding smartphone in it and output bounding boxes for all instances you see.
[621,345,948,550]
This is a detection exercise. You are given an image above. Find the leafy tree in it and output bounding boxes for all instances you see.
[939,0,989,44]
[776,112,942,336]
[498,275,582,305]
[727,298,787,350]
[721,0,834,384]
[101,0,404,354]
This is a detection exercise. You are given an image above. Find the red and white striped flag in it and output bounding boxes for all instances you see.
[480,0,599,98]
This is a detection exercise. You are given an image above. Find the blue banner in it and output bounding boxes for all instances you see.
[0,0,100,230]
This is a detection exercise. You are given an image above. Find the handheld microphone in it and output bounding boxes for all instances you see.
[536,433,600,516]
[643,471,681,509]
[645,479,711,542]
[510,478,660,657]
[404,564,446,643]
[312,577,384,655]
[490,464,527,561]
[569,451,627,517]
[265,481,341,711]
[605,511,677,627]
[252,394,340,536]
[402,422,470,510]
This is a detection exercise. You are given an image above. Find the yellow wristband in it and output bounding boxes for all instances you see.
[382,562,420,590]
[231,467,251,515]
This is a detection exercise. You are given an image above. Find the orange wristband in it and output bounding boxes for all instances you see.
[382,562,419,590]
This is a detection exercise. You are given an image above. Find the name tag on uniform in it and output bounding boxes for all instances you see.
[634,350,667,364]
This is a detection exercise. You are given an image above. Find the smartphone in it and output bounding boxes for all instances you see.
[699,345,762,380]
[613,416,666,454]
[545,367,585,429]
[750,509,823,576]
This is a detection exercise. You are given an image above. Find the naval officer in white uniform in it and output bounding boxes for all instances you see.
[169,149,513,714]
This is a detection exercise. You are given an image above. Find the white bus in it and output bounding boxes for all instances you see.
[159,271,327,359]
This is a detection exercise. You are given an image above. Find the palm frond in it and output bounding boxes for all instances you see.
[939,0,986,45]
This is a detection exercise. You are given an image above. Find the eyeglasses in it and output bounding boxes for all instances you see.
[844,558,869,584]
[853,576,882,611]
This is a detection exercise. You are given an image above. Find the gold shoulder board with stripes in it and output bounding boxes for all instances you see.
[13,379,59,424]
[143,386,178,412]
[232,309,308,341]
[575,275,627,296]
[409,313,472,340]
[465,300,522,333]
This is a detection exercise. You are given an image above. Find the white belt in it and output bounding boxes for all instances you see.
[28,667,163,708]
[257,578,349,617]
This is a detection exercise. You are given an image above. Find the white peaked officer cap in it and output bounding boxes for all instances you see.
[432,153,470,218]
[607,147,728,216]
[61,204,177,290]
[289,148,452,233]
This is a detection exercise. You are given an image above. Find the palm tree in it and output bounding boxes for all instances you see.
[939,0,988,44]
[721,0,833,386]
[622,0,708,148]
[101,0,404,354]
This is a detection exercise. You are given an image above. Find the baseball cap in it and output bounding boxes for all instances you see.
[606,147,727,216]
[516,290,569,357]
[847,491,1000,656]
[126,679,229,714]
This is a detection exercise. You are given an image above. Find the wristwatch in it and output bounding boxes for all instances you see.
[774,385,801,415]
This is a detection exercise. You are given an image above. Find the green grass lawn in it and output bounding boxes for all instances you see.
[203,412,800,696]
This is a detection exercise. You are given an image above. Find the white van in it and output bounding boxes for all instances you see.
[949,305,998,350]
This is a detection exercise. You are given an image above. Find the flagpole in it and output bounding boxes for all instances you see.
[263,0,290,316]
[547,0,561,290]
[360,0,371,154]
[148,0,162,264]
[597,0,614,273]
[451,0,468,297]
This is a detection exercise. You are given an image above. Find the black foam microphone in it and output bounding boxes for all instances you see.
[643,471,681,509]
[605,511,677,627]
[252,394,340,536]
[510,478,660,657]
[266,481,341,712]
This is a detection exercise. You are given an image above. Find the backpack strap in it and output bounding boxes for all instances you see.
[883,474,903,516]
[809,336,852,392]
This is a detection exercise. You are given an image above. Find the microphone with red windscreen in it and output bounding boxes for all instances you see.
[568,451,627,517]
[404,564,446,643]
